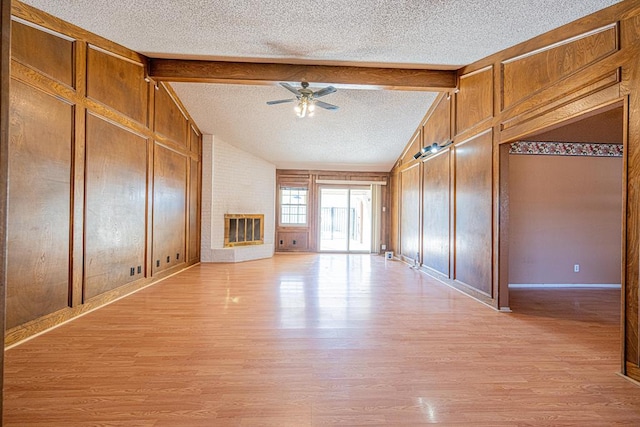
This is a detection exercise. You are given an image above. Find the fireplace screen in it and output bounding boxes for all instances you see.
[224,214,264,247]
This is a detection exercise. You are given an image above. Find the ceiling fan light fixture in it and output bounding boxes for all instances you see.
[296,99,310,118]
[268,82,339,118]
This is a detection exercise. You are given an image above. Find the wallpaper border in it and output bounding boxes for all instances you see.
[509,141,623,157]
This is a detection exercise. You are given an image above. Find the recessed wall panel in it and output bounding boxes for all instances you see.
[456,66,494,134]
[502,25,618,109]
[422,150,450,276]
[400,164,420,261]
[7,80,73,328]
[454,130,493,295]
[153,144,187,274]
[87,45,148,124]
[11,19,74,87]
[154,84,188,145]
[84,113,148,300]
[423,96,451,145]
[190,125,201,155]
[189,158,200,263]
[277,231,309,251]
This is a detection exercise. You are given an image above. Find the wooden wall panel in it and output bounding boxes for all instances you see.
[277,231,309,251]
[400,164,420,261]
[190,124,200,155]
[422,150,450,276]
[1,0,10,414]
[389,170,399,254]
[422,95,451,145]
[6,80,72,328]
[400,130,422,164]
[84,113,147,300]
[623,10,640,372]
[188,158,200,263]
[153,144,187,274]
[154,83,188,145]
[456,66,494,134]
[454,130,493,295]
[11,19,74,87]
[502,24,618,110]
[500,72,621,140]
[86,45,148,124]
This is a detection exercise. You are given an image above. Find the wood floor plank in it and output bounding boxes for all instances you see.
[4,254,640,425]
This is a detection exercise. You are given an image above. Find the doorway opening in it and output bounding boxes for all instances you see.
[502,101,624,313]
[319,187,372,252]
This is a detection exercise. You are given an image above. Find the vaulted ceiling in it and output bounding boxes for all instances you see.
[22,0,622,171]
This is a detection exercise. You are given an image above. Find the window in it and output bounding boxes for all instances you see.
[280,186,308,225]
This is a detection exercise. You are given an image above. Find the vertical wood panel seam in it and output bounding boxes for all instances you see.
[72,39,86,306]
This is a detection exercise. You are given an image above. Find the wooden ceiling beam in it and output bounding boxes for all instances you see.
[148,59,457,91]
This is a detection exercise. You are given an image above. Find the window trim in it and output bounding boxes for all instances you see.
[279,186,309,226]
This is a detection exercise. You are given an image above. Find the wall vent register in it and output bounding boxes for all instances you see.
[224,214,264,247]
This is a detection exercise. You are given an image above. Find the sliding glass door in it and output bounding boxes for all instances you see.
[319,187,372,252]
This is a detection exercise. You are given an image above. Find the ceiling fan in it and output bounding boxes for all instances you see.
[266,82,339,118]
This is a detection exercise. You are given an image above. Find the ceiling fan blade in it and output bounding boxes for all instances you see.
[315,100,339,110]
[313,86,337,98]
[266,98,296,105]
[280,82,301,96]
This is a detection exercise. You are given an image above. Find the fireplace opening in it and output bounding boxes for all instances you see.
[224,214,264,247]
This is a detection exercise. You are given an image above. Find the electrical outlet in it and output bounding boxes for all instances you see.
[574,264,580,273]
[381,244,386,250]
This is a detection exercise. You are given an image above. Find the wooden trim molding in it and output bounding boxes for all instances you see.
[315,179,387,185]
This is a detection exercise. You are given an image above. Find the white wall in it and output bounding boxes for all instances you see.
[200,134,276,262]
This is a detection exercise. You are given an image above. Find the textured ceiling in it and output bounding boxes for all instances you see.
[22,0,622,171]
[172,83,437,171]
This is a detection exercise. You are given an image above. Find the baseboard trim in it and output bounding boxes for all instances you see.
[509,283,621,289]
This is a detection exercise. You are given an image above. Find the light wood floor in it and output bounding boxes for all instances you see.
[4,254,640,426]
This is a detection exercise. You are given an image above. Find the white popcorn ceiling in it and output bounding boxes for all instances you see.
[23,0,622,171]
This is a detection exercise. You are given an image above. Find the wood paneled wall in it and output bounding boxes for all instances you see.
[389,1,640,380]
[0,0,12,414]
[6,2,202,344]
[422,150,450,276]
[400,164,420,262]
[453,130,493,296]
[275,169,389,253]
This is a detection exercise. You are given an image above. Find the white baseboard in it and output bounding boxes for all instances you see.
[509,283,621,289]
